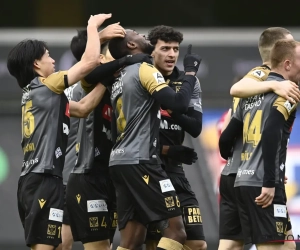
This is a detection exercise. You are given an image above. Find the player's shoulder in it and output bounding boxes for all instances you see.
[244,65,271,81]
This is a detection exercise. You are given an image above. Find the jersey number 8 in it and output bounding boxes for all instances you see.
[243,110,262,147]
[22,100,35,138]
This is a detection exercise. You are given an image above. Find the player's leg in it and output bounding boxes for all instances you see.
[66,173,111,250]
[218,175,245,250]
[108,181,118,249]
[169,173,206,250]
[110,164,186,250]
[284,229,296,250]
[56,185,73,250]
[238,186,287,250]
[19,173,64,250]
[145,223,160,250]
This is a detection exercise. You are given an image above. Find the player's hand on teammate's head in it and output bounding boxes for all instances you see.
[255,187,275,208]
[166,145,198,165]
[99,22,126,43]
[88,13,112,27]
[274,80,300,104]
[183,44,202,75]
[118,53,153,67]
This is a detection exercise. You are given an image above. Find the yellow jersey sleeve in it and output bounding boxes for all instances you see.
[40,71,68,94]
[139,62,168,94]
[243,66,270,81]
[273,97,298,120]
[81,79,95,93]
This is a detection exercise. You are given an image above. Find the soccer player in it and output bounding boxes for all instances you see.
[145,25,206,250]
[219,39,300,250]
[7,13,113,250]
[66,27,153,250]
[108,30,201,250]
[218,27,300,250]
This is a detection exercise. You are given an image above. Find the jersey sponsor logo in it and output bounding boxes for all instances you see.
[95,147,100,157]
[55,147,62,159]
[48,208,63,222]
[160,120,182,131]
[87,200,108,212]
[252,69,265,78]
[183,206,203,225]
[76,194,81,204]
[159,179,175,193]
[64,84,77,101]
[102,125,112,141]
[237,168,255,177]
[22,157,39,169]
[23,143,35,154]
[110,148,125,157]
[244,94,264,110]
[65,102,70,117]
[111,72,125,99]
[284,100,295,113]
[160,109,171,118]
[153,72,165,84]
[63,123,69,135]
[142,175,149,184]
[274,204,287,218]
[102,104,112,122]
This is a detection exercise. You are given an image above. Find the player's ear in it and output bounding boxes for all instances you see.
[127,41,137,50]
[99,54,106,64]
[33,59,41,69]
[284,59,291,71]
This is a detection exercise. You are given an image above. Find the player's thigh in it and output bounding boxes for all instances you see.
[219,175,244,241]
[256,243,283,250]
[239,186,288,245]
[218,239,244,250]
[61,224,73,250]
[24,173,64,247]
[145,239,159,250]
[284,229,296,250]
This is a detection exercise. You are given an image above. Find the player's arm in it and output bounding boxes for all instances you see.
[167,78,202,137]
[230,68,300,102]
[219,102,243,160]
[41,14,111,95]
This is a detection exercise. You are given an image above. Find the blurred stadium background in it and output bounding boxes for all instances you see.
[0,1,300,249]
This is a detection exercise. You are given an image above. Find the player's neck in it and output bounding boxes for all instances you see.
[271,68,288,80]
[153,64,172,76]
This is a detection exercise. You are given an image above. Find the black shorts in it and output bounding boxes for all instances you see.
[236,186,288,244]
[66,171,116,244]
[17,173,64,248]
[219,174,245,241]
[63,185,70,225]
[109,164,182,230]
[147,172,205,241]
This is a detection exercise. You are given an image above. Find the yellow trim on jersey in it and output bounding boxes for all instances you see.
[232,97,240,114]
[273,97,297,120]
[40,70,68,94]
[243,66,270,82]
[81,78,95,93]
[139,62,168,94]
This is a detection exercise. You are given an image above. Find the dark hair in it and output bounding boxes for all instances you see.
[148,25,183,46]
[70,29,87,61]
[7,39,47,88]
[108,37,129,59]
[258,27,291,62]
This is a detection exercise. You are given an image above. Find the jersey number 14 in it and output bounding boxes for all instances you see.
[243,110,262,147]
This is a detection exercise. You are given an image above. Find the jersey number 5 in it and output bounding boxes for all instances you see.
[22,100,35,138]
[243,110,262,147]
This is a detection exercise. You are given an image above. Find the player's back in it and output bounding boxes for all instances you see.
[110,62,161,166]
[21,73,70,177]
[235,73,297,188]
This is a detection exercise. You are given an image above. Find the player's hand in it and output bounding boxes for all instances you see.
[273,80,300,104]
[166,145,198,165]
[183,44,201,75]
[255,187,275,208]
[99,22,126,43]
[88,13,112,27]
[118,53,153,67]
[284,176,288,184]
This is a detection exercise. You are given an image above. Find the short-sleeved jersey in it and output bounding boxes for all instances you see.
[159,67,202,174]
[221,65,270,176]
[21,71,70,177]
[62,83,83,184]
[109,62,168,166]
[73,87,113,173]
[234,72,297,188]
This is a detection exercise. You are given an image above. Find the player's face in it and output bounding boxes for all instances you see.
[289,45,300,83]
[152,39,179,76]
[34,50,55,77]
[126,30,154,55]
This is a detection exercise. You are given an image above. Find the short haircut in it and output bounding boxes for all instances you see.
[148,25,183,46]
[7,39,48,88]
[108,37,129,59]
[70,29,87,61]
[258,27,291,62]
[271,40,300,69]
